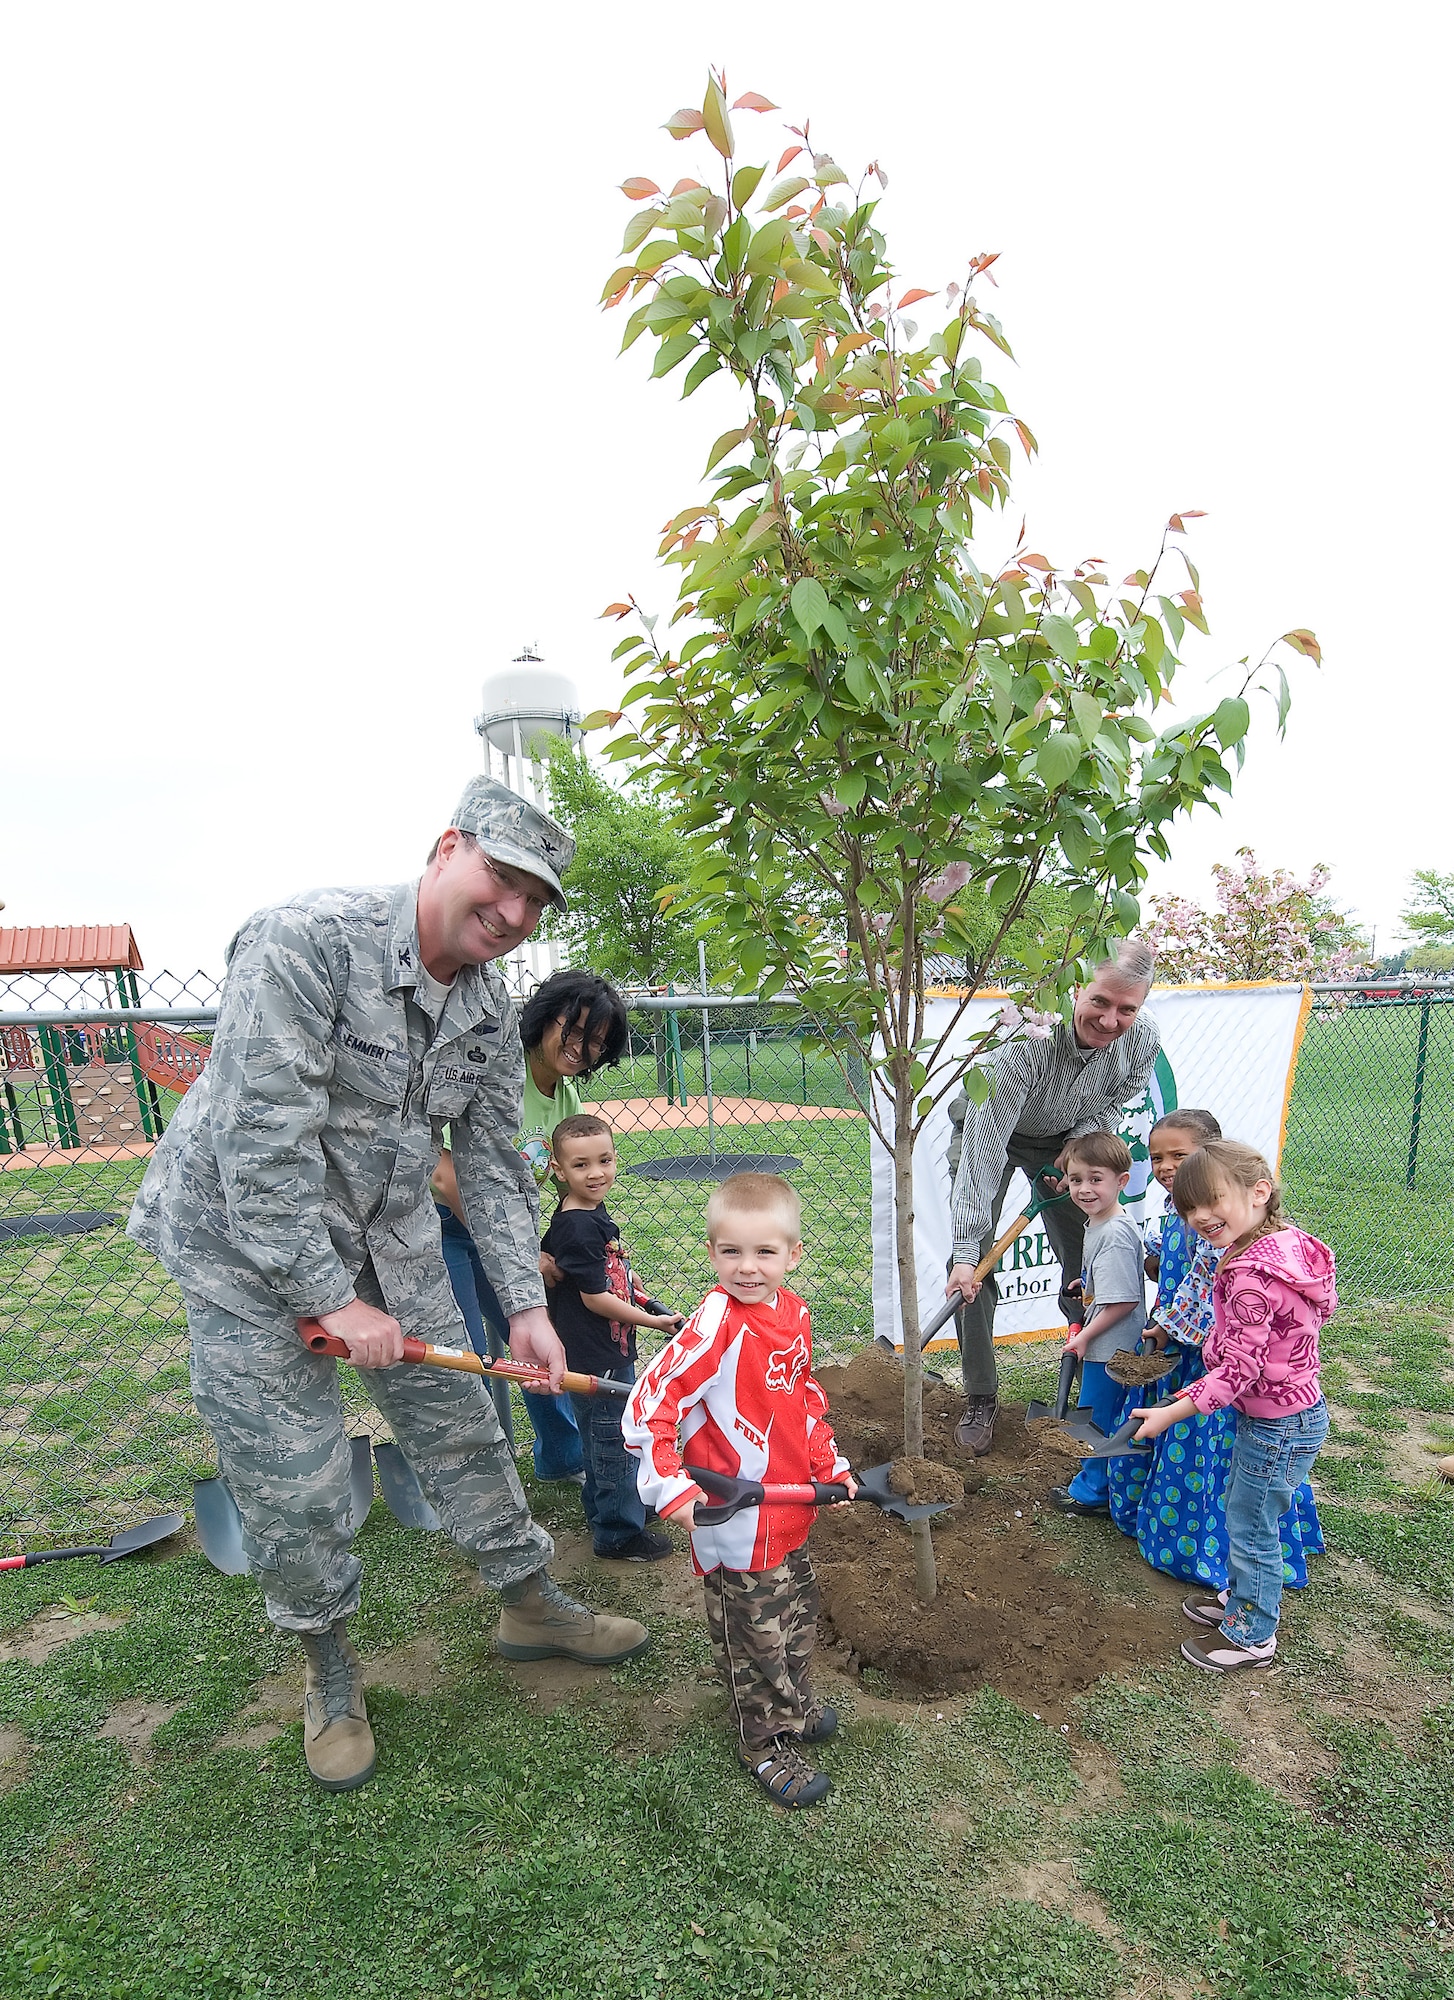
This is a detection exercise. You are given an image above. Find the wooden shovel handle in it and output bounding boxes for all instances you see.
[297,1321,630,1397]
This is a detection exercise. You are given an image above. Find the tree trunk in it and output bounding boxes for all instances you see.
[892,1106,938,1602]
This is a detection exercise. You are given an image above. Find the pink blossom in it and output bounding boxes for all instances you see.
[924,860,972,904]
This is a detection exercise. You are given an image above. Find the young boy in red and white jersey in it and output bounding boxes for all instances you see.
[623,1173,855,1810]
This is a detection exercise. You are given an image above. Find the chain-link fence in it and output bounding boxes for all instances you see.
[1,972,1449,1538]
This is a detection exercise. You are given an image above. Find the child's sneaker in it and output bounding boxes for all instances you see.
[1180,1632,1277,1674]
[1181,1589,1230,1627]
[598,1529,674,1563]
[742,1740,831,1808]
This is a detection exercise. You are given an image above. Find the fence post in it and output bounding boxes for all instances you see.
[698,942,717,1163]
[115,967,159,1141]
[1405,992,1432,1189]
[37,1026,79,1148]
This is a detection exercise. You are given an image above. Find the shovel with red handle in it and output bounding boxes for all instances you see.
[298,1319,633,1398]
[686,1463,956,1526]
[0,1512,184,1570]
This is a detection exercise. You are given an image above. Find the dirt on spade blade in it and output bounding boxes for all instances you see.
[887,1457,965,1506]
[812,1347,1184,1704]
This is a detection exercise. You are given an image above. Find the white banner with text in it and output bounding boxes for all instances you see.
[870,983,1311,1350]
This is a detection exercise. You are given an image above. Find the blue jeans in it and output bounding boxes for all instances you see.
[1221,1400,1329,1645]
[436,1205,583,1482]
[569,1364,646,1555]
[1067,1360,1123,1506]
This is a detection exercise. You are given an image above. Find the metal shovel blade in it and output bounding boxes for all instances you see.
[193,1477,248,1576]
[349,1436,374,1530]
[375,1441,442,1531]
[1077,1417,1153,1461]
[855,1462,957,1523]
[1027,1351,1082,1428]
[98,1511,185,1563]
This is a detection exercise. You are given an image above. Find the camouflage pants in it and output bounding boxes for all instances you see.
[186,1300,553,1632]
[701,1545,819,1755]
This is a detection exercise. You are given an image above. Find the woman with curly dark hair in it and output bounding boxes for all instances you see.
[432,969,630,1482]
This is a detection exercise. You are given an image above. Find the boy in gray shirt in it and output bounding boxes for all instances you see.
[1046,1131,1147,1517]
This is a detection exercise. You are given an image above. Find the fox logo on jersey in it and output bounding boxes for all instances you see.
[764,1332,810,1395]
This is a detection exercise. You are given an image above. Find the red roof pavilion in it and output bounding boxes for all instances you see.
[0,926,144,972]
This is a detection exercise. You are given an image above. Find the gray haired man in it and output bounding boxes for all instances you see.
[943,945,1159,1456]
[130,778,648,1793]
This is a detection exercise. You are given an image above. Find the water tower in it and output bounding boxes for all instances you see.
[475,647,582,808]
[474,648,582,987]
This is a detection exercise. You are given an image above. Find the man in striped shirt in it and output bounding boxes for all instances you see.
[944,944,1160,1456]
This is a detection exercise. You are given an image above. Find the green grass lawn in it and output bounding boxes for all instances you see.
[1,1311,1450,1999]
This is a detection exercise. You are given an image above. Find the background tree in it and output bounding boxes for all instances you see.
[544,746,705,987]
[591,75,1318,1597]
[1399,869,1454,950]
[1142,850,1369,982]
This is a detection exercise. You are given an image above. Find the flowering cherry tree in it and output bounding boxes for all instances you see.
[1143,849,1369,982]
[591,76,1318,1595]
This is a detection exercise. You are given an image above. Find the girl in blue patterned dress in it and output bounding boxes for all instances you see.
[1113,1118,1323,1588]
[1108,1111,1221,1534]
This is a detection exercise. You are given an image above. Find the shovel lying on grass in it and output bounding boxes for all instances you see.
[686,1463,957,1526]
[194,1437,375,1577]
[0,1512,185,1571]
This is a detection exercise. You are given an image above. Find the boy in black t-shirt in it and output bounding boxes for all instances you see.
[542,1114,683,1562]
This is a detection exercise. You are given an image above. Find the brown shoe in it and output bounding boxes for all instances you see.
[496,1570,650,1665]
[954,1396,999,1456]
[299,1621,376,1792]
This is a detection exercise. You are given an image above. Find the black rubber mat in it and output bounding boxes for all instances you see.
[628,1154,802,1181]
[0,1211,121,1243]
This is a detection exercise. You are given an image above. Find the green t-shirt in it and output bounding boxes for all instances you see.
[440,1066,581,1191]
[517,1066,582,1189]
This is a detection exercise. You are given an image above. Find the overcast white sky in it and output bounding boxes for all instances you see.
[2,3,1448,974]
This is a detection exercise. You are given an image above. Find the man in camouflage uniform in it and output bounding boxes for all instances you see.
[130,778,648,1792]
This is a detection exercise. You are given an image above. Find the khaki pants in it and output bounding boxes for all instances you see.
[954,1129,1084,1398]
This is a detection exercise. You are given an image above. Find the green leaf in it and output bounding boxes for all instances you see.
[1070,693,1104,744]
[705,425,752,474]
[731,163,765,207]
[745,218,792,275]
[844,655,875,705]
[791,577,830,639]
[1036,733,1082,789]
[761,175,811,212]
[651,333,697,378]
[1041,614,1080,664]
[1213,696,1250,748]
[963,1066,991,1105]
[682,351,720,396]
[833,770,867,810]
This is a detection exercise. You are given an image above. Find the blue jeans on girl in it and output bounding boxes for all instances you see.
[1220,1399,1329,1646]
[569,1364,647,1555]
[435,1204,584,1483]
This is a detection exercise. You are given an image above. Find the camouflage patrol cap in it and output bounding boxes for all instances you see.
[450,777,574,913]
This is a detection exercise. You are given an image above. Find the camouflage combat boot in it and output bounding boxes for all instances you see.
[298,1621,376,1791]
[495,1571,649,1665]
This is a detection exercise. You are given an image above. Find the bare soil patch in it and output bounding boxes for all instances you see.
[0,1726,30,1792]
[0,1608,127,1665]
[97,1699,180,1761]
[813,1349,1184,1706]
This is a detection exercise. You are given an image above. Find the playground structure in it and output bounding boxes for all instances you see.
[0,926,212,1159]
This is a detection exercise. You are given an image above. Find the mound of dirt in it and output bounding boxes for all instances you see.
[813,1348,1184,1706]
[887,1457,965,1506]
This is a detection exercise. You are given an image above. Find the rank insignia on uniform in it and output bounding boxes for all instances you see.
[465,1039,494,1059]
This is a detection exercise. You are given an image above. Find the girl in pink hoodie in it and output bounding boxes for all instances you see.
[1132,1141,1335,1674]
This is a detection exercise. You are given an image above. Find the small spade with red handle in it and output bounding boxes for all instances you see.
[0,1512,184,1571]
[686,1463,955,1526]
